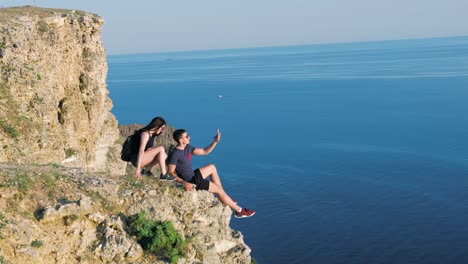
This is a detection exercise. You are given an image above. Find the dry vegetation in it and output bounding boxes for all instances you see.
[0,6,97,23]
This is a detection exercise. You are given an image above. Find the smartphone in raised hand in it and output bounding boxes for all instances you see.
[215,128,221,142]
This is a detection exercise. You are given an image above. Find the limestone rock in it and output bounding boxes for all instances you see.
[125,184,252,264]
[40,195,93,223]
[0,163,252,264]
[94,216,144,261]
[0,6,125,175]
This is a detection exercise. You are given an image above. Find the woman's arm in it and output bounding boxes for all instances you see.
[134,131,150,178]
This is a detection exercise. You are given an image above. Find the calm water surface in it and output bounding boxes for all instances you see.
[107,36,468,264]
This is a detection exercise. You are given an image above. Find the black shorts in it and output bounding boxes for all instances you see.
[188,169,210,191]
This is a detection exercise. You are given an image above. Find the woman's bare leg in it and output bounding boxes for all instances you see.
[139,146,167,175]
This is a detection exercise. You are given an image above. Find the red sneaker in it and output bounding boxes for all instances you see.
[235,208,255,218]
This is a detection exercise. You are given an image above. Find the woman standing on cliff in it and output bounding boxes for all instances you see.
[131,116,175,181]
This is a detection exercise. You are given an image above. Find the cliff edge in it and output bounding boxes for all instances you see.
[0,162,252,263]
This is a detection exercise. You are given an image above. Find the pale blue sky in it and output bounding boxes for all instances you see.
[2,0,468,54]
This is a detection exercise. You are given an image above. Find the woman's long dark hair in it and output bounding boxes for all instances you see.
[130,117,166,154]
[142,116,166,131]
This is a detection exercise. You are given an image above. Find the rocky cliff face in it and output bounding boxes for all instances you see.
[0,7,252,264]
[0,6,124,175]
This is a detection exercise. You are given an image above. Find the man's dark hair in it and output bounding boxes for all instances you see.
[173,129,186,144]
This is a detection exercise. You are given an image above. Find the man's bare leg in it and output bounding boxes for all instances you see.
[199,164,222,188]
[207,182,240,211]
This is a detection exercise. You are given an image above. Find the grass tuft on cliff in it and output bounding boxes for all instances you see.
[127,211,188,263]
[0,213,13,239]
[0,118,18,139]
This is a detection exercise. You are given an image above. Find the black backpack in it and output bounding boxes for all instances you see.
[120,130,140,162]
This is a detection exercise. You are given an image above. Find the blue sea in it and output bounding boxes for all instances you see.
[107,36,468,264]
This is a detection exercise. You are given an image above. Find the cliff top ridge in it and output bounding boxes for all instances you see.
[0,6,99,23]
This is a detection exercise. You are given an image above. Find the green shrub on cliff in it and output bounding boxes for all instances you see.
[0,118,18,139]
[65,148,77,158]
[37,20,47,33]
[0,213,8,230]
[3,173,32,191]
[127,211,187,263]
[0,213,12,239]
[31,239,44,248]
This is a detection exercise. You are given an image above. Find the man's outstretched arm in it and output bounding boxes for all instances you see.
[193,129,221,156]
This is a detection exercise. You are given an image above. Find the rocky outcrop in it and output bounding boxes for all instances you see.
[0,163,252,263]
[0,6,124,175]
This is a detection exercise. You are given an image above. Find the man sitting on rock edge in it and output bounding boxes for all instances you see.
[167,128,255,218]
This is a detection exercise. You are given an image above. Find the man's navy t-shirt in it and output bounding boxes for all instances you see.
[167,145,195,181]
